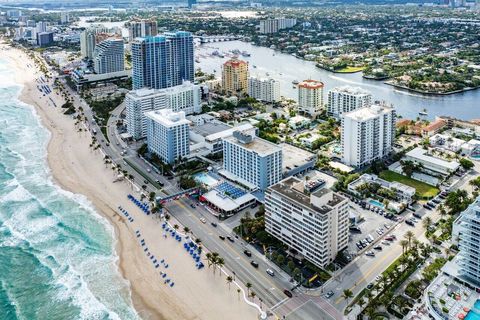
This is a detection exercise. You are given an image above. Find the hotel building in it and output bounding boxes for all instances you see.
[265,177,349,268]
[93,38,125,74]
[222,130,282,191]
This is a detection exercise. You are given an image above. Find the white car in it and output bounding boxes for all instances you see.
[200,217,206,224]
[266,269,275,277]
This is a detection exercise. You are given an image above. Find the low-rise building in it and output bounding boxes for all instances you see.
[404,147,460,176]
[288,115,310,130]
[429,134,465,152]
[265,177,349,268]
[421,119,447,137]
[461,139,480,158]
[145,110,191,164]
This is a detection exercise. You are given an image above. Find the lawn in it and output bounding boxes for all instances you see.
[379,170,439,198]
[335,66,365,73]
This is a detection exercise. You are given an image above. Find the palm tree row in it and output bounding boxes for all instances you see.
[205,252,225,276]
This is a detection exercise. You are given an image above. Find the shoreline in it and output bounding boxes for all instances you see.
[3,43,259,320]
[385,80,480,96]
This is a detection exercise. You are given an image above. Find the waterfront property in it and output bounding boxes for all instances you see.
[92,38,125,74]
[265,177,349,268]
[327,86,371,119]
[247,76,281,103]
[222,58,249,96]
[200,181,257,217]
[297,79,324,117]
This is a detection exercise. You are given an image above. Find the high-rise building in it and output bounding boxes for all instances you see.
[37,32,54,47]
[341,104,396,167]
[248,77,281,103]
[188,0,197,8]
[36,21,48,35]
[93,38,125,74]
[453,196,480,288]
[145,110,191,164]
[258,17,297,34]
[265,177,349,268]
[222,58,249,96]
[327,86,372,119]
[80,29,97,59]
[61,12,70,24]
[126,81,201,140]
[297,80,324,117]
[222,130,282,191]
[131,31,194,90]
[128,19,158,42]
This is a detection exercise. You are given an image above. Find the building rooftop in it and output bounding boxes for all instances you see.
[223,58,248,68]
[280,143,316,174]
[329,85,371,96]
[406,147,460,170]
[343,104,394,121]
[269,177,346,215]
[144,109,190,127]
[298,79,324,89]
[224,132,281,156]
[423,119,446,132]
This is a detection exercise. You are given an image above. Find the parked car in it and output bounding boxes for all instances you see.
[405,220,415,226]
[283,289,293,298]
[366,251,375,257]
[325,291,334,299]
[200,217,206,224]
[373,245,382,251]
[219,235,225,240]
[367,283,374,290]
[210,222,217,227]
[227,236,234,243]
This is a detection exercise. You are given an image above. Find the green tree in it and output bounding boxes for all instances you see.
[342,289,353,304]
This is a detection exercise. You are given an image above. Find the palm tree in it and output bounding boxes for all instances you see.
[250,291,256,301]
[173,224,179,231]
[423,216,433,231]
[205,252,213,268]
[404,231,415,250]
[216,257,225,275]
[237,288,241,300]
[400,239,409,255]
[183,226,190,234]
[226,276,233,290]
[245,282,252,296]
[342,289,353,304]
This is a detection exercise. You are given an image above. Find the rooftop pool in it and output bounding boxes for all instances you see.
[193,172,219,187]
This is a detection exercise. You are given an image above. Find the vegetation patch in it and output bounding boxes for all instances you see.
[379,170,439,198]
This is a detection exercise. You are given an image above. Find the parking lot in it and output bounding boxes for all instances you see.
[346,201,396,257]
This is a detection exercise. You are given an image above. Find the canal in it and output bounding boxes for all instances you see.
[196,41,480,121]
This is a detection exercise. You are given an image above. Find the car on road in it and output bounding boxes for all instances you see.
[266,269,275,277]
[155,180,164,187]
[367,283,374,290]
[219,235,225,240]
[324,291,334,299]
[190,204,196,209]
[244,250,252,257]
[381,240,390,245]
[200,217,206,224]
[210,222,217,227]
[250,261,259,268]
[227,236,234,243]
[283,289,293,298]
[143,180,149,184]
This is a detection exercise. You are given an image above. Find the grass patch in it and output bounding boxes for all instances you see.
[335,66,364,73]
[379,170,439,198]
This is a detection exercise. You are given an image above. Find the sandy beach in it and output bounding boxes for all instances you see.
[1,43,259,320]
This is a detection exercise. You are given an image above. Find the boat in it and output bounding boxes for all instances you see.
[419,108,428,116]
[266,72,270,76]
[253,65,257,68]
[292,80,299,85]
[241,51,251,57]
[232,49,240,54]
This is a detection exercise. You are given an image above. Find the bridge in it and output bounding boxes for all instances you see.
[156,187,201,204]
[194,35,242,44]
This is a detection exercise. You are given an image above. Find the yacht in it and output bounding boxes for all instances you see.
[419,109,428,116]
[292,80,299,85]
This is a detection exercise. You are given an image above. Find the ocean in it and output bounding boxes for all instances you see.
[0,59,139,320]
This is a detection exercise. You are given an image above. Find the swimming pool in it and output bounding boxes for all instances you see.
[369,199,385,209]
[193,172,219,187]
[466,300,480,320]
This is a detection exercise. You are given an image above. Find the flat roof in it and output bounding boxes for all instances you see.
[280,143,316,173]
[192,122,231,137]
[144,110,190,127]
[343,104,393,121]
[406,147,460,170]
[330,85,371,96]
[203,190,255,212]
[205,123,254,142]
[223,134,281,156]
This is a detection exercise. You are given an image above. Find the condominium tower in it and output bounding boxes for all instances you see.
[453,196,480,288]
[265,177,349,268]
[248,77,281,103]
[222,130,282,191]
[145,110,191,164]
[131,31,194,90]
[128,19,158,42]
[328,86,372,119]
[126,81,201,139]
[298,80,324,117]
[222,58,249,96]
[341,104,396,167]
[93,38,125,74]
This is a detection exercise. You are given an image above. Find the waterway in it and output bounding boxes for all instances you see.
[196,41,480,121]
